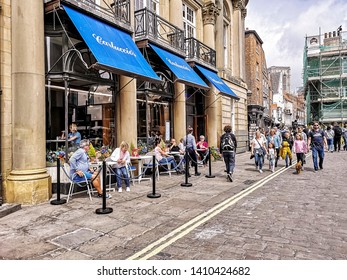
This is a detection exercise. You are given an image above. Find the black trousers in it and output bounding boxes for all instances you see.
[334,136,341,151]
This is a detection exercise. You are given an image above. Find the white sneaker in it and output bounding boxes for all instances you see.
[106,193,112,199]
[126,187,130,192]
[118,188,122,193]
[259,169,263,174]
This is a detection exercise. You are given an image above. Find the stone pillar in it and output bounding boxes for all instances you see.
[215,0,224,70]
[203,2,219,147]
[240,7,247,80]
[6,0,51,204]
[169,0,186,140]
[173,83,186,140]
[232,0,246,78]
[117,76,137,148]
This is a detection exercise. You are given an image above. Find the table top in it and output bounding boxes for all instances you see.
[130,155,152,160]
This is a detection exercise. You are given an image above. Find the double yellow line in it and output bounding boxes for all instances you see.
[127,155,308,260]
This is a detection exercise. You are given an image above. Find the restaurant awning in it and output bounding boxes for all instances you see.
[149,44,209,90]
[195,65,239,99]
[63,5,161,83]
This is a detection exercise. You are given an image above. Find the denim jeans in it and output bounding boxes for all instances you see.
[311,146,324,170]
[327,138,334,152]
[159,156,177,170]
[115,166,130,188]
[222,151,235,174]
[254,152,263,170]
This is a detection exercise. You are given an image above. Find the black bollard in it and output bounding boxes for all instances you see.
[147,155,161,198]
[181,150,192,187]
[51,159,66,205]
[96,161,113,214]
[205,147,215,178]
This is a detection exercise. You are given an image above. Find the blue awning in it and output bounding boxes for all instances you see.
[63,5,161,82]
[149,44,209,90]
[195,65,239,99]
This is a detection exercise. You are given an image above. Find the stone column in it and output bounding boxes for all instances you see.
[232,0,246,78]
[117,76,137,148]
[7,0,51,204]
[169,0,186,140]
[203,2,219,147]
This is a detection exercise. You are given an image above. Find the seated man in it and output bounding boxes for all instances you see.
[69,139,111,198]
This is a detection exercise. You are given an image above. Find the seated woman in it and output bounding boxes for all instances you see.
[154,138,181,174]
[110,141,131,192]
[169,138,184,171]
[196,135,209,166]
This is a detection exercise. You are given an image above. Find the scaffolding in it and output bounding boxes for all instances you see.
[303,28,347,125]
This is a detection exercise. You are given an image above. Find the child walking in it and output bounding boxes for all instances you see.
[293,133,308,171]
[267,142,276,172]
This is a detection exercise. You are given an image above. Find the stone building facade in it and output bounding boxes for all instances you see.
[0,0,249,205]
[244,28,272,142]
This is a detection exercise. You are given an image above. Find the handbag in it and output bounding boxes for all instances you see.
[255,138,266,156]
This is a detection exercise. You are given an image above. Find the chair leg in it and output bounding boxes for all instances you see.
[86,182,92,201]
[67,182,74,203]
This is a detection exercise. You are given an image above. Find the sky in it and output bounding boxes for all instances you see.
[245,0,347,92]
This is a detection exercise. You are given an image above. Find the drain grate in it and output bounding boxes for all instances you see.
[243,179,257,185]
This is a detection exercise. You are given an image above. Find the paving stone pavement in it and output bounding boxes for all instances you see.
[0,151,346,260]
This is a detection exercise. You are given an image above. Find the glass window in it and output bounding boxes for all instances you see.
[182,3,195,38]
[135,0,159,13]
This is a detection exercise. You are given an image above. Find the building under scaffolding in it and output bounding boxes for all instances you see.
[303,27,347,125]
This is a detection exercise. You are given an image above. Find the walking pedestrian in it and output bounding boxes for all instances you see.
[267,142,276,173]
[267,128,281,167]
[280,132,293,168]
[292,133,308,172]
[343,123,347,151]
[324,125,334,152]
[307,122,327,172]
[183,126,201,177]
[250,131,267,174]
[220,125,237,182]
[332,122,342,152]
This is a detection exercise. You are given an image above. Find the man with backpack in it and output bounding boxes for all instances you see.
[332,122,342,152]
[220,125,237,182]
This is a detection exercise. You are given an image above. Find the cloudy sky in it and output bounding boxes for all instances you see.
[245,0,347,92]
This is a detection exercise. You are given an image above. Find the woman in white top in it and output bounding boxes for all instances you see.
[154,138,180,173]
[110,141,131,192]
[251,130,268,173]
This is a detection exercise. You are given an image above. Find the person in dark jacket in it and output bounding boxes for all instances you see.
[332,122,342,152]
[220,125,237,182]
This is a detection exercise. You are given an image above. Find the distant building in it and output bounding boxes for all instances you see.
[303,27,347,125]
[268,66,291,126]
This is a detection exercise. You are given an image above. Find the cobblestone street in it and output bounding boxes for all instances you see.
[0,151,346,260]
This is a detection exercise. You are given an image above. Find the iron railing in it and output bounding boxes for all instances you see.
[47,0,131,29]
[185,37,216,67]
[134,8,185,52]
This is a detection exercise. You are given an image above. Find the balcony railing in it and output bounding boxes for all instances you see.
[135,8,185,53]
[47,0,131,31]
[185,37,216,68]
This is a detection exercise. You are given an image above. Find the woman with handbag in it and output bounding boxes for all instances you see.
[250,130,268,174]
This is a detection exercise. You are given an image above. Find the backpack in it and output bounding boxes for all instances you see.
[334,126,342,137]
[221,133,234,151]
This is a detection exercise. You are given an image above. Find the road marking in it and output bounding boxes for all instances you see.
[127,159,302,260]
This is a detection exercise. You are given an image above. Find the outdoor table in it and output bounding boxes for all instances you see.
[130,155,152,183]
